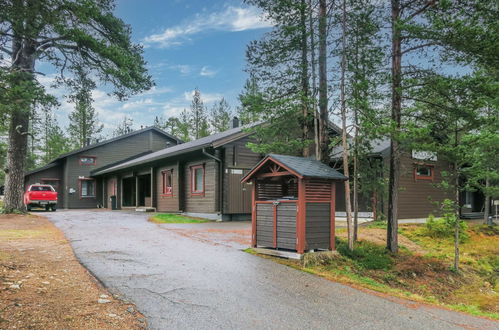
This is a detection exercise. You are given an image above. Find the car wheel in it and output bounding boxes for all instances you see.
[26,205,31,211]
[51,206,57,212]
[45,205,50,211]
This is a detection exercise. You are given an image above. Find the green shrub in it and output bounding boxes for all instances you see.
[424,201,470,243]
[336,238,393,270]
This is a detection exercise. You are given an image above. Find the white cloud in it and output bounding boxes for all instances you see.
[199,66,217,77]
[169,64,193,75]
[144,6,273,48]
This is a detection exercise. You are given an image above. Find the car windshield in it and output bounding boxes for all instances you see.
[31,186,53,192]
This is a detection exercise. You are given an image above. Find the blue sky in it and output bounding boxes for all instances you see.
[40,0,272,135]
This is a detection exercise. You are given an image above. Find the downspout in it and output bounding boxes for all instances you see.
[202,147,223,216]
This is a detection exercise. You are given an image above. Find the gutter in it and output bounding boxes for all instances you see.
[202,147,224,215]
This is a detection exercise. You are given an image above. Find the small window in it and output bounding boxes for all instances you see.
[80,156,96,165]
[80,179,96,197]
[162,170,173,195]
[191,164,205,195]
[414,165,434,181]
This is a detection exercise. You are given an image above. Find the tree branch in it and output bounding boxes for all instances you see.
[401,42,439,55]
[404,0,438,22]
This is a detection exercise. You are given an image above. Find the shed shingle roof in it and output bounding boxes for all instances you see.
[243,154,347,181]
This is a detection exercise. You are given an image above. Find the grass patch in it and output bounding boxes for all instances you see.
[248,223,499,319]
[149,213,209,224]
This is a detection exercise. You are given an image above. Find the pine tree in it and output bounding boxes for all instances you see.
[244,0,317,156]
[40,108,70,163]
[113,116,134,137]
[189,88,210,139]
[177,109,191,142]
[67,71,103,148]
[210,98,232,133]
[237,75,264,124]
[0,0,152,212]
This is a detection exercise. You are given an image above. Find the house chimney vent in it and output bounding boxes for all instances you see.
[231,116,240,129]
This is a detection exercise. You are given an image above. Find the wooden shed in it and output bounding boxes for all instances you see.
[241,154,347,254]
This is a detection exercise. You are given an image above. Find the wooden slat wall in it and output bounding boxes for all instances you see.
[276,203,297,250]
[156,163,179,212]
[305,179,331,201]
[256,182,283,200]
[306,202,330,250]
[256,203,274,247]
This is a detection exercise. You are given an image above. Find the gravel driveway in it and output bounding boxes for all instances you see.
[44,210,497,329]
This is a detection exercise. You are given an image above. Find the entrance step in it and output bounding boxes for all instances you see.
[135,207,156,212]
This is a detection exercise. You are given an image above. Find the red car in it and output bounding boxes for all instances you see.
[24,184,58,211]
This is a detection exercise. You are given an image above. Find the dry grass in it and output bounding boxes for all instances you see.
[250,223,499,319]
[0,214,146,329]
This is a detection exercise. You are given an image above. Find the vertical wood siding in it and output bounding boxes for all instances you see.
[276,203,297,250]
[305,203,330,250]
[256,203,273,247]
[222,137,263,214]
[156,163,179,212]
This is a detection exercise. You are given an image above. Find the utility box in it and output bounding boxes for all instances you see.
[242,154,347,254]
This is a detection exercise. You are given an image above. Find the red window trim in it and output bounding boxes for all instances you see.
[161,169,174,196]
[79,156,97,166]
[414,164,435,181]
[79,178,96,199]
[190,164,205,196]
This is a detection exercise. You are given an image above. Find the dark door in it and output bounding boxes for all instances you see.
[227,168,252,213]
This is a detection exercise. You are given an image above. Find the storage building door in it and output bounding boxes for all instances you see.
[226,168,252,213]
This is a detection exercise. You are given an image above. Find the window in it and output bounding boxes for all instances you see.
[80,156,96,165]
[162,170,173,195]
[190,164,205,195]
[30,185,54,192]
[414,164,434,181]
[80,179,96,198]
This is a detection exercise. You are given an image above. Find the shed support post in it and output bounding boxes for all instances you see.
[251,179,257,247]
[330,182,336,250]
[297,178,306,254]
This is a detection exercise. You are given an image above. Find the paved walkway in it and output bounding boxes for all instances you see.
[43,210,497,329]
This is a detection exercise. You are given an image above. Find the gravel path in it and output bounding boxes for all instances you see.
[44,210,497,330]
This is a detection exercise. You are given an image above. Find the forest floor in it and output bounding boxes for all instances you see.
[249,221,499,320]
[0,213,146,329]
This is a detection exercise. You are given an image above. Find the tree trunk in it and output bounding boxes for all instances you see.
[454,162,460,271]
[340,0,353,251]
[300,0,310,157]
[387,0,402,253]
[318,0,328,163]
[4,25,36,213]
[353,105,359,241]
[308,0,320,160]
[4,109,30,212]
[484,177,491,225]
